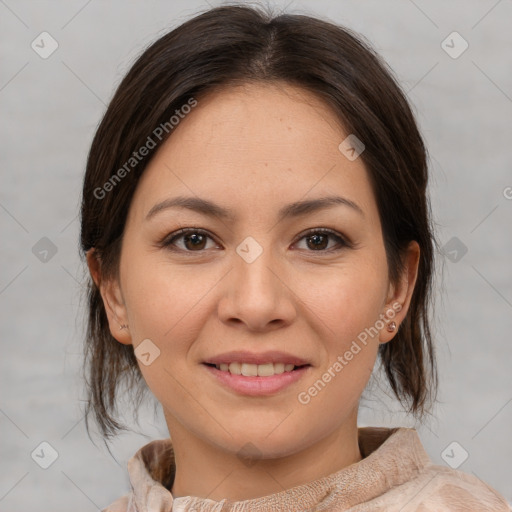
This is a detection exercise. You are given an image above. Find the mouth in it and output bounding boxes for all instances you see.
[203,362,309,376]
[201,361,312,396]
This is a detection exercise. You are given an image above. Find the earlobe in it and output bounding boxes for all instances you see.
[379,241,420,344]
[101,282,133,345]
[86,249,133,346]
[379,312,400,344]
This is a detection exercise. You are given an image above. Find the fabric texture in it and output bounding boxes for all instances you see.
[102,426,511,511]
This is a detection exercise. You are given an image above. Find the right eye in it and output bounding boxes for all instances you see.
[161,228,219,252]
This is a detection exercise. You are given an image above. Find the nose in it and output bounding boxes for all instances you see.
[217,244,297,332]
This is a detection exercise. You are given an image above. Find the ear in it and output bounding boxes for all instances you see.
[379,241,420,343]
[86,248,133,346]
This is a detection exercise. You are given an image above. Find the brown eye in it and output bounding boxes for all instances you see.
[182,232,208,250]
[295,229,349,252]
[161,227,350,254]
[306,233,329,250]
[163,229,217,252]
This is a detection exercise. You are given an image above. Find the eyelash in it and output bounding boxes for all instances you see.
[160,227,352,254]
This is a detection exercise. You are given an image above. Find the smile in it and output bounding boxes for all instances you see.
[202,362,311,396]
[212,362,300,376]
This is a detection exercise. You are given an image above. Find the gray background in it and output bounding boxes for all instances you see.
[1,0,511,510]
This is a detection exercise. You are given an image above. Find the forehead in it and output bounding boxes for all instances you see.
[167,82,350,168]
[129,82,378,224]
[173,81,345,143]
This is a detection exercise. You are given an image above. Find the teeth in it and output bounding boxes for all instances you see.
[214,362,299,376]
[273,363,285,374]
[241,363,258,376]
[258,363,276,376]
[228,362,241,375]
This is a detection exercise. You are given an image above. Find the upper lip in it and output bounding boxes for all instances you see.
[203,350,310,366]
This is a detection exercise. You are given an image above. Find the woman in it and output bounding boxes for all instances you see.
[80,4,511,511]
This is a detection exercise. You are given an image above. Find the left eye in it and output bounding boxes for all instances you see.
[162,228,348,253]
[294,229,348,251]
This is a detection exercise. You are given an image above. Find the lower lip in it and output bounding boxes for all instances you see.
[203,364,311,396]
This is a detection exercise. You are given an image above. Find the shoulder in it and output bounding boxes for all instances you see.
[101,494,131,512]
[388,464,511,511]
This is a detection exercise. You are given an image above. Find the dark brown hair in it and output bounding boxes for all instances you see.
[80,2,439,442]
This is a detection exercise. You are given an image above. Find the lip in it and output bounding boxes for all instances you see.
[203,363,311,396]
[203,350,310,366]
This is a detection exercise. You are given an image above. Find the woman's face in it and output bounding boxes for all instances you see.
[97,82,418,458]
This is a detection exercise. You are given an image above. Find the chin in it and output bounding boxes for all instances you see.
[210,422,319,461]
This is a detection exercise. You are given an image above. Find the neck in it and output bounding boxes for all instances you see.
[165,412,362,501]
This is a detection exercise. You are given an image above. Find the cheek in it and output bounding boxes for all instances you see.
[301,255,387,388]
[121,246,209,339]
[120,259,207,408]
[307,257,388,340]
[119,252,219,405]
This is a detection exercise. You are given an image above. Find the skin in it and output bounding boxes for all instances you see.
[87,81,420,501]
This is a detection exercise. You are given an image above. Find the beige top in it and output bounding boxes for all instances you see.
[103,426,511,511]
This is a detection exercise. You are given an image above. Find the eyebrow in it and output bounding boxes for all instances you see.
[145,194,364,222]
